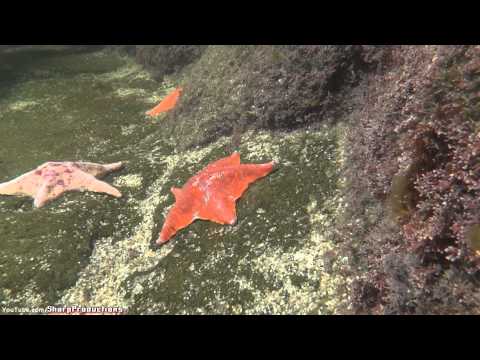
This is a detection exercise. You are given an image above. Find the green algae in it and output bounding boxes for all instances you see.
[58,125,351,314]
[0,48,157,311]
[0,47,352,314]
[466,224,480,254]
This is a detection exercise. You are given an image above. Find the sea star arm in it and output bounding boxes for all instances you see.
[217,162,276,201]
[73,162,124,178]
[0,171,37,197]
[69,172,122,198]
[33,180,60,208]
[0,177,24,196]
[204,152,241,172]
[199,193,237,225]
[157,203,197,244]
[171,187,183,200]
[146,87,182,116]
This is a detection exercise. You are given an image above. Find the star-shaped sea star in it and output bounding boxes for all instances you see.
[157,152,276,244]
[146,87,182,117]
[0,161,124,208]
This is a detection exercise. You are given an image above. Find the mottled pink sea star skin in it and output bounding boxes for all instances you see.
[0,161,124,208]
[157,152,276,244]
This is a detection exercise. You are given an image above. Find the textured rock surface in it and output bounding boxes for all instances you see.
[341,46,480,314]
[125,45,480,314]
[2,45,479,314]
[0,47,351,314]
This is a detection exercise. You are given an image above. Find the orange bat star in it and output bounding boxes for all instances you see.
[146,87,183,116]
[0,161,124,208]
[157,152,276,244]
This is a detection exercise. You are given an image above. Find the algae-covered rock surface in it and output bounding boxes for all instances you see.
[3,45,478,315]
[0,46,351,314]
[118,45,385,150]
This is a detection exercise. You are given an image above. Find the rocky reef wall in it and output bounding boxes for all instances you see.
[2,45,479,314]
[119,45,480,314]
